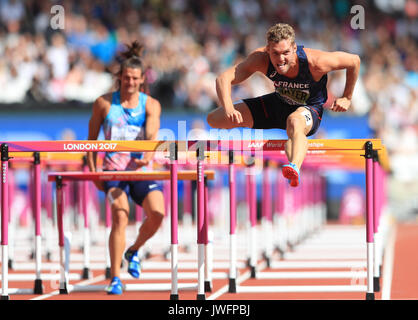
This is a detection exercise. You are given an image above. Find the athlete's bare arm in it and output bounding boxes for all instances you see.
[134,96,161,167]
[215,48,268,124]
[305,48,361,112]
[87,94,111,189]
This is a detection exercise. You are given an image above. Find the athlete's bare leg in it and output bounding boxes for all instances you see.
[128,190,164,252]
[207,101,254,129]
[108,187,130,279]
[285,107,313,170]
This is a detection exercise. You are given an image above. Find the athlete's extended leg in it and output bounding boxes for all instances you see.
[207,101,254,129]
[282,107,313,186]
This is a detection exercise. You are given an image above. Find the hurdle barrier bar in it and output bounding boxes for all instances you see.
[228,140,387,300]
[6,158,81,269]
[178,140,387,300]
[236,148,376,297]
[6,157,36,270]
[47,168,215,299]
[1,139,389,300]
[0,153,43,296]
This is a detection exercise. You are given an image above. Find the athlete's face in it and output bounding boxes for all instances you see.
[120,67,144,94]
[267,39,297,75]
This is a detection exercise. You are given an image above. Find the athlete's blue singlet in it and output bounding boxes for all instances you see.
[266,45,328,109]
[103,91,147,171]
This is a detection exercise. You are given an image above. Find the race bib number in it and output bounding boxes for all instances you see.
[111,125,143,141]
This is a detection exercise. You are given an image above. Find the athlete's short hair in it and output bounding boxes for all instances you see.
[266,23,295,44]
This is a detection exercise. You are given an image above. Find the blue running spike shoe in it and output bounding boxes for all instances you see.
[106,276,123,295]
[124,249,141,278]
[282,163,300,187]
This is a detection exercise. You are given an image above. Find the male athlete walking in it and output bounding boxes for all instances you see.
[87,41,164,294]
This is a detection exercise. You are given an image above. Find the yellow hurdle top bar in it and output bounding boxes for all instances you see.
[2,139,384,153]
[47,170,215,182]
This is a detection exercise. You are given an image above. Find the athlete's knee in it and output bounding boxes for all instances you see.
[207,110,221,128]
[148,210,164,228]
[286,114,305,132]
[112,208,129,228]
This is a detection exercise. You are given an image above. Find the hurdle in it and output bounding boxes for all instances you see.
[189,139,389,300]
[233,140,389,300]
[1,152,89,297]
[0,153,43,295]
[1,139,389,300]
[46,168,215,297]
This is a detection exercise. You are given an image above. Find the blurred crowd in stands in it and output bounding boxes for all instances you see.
[0,0,417,192]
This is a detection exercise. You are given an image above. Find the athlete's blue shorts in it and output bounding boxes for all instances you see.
[104,179,163,207]
[243,92,323,137]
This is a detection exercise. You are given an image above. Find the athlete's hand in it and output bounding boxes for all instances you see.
[225,108,243,125]
[133,158,150,169]
[331,97,351,112]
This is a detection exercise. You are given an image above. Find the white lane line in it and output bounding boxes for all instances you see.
[206,261,267,300]
[269,260,366,269]
[381,225,397,300]
[255,271,367,279]
[237,285,367,293]
[30,275,106,300]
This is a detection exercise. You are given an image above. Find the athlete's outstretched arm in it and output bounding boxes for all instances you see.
[215,49,267,124]
[308,49,360,112]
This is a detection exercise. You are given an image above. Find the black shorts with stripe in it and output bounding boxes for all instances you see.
[243,92,323,137]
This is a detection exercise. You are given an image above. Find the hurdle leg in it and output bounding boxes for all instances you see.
[365,142,375,300]
[104,198,111,279]
[1,143,10,299]
[204,177,212,292]
[372,151,381,292]
[56,176,69,294]
[81,160,90,279]
[44,169,53,261]
[8,167,16,270]
[228,151,237,293]
[273,170,286,258]
[196,142,206,300]
[33,152,43,294]
[169,142,179,300]
[247,160,257,278]
[261,161,273,267]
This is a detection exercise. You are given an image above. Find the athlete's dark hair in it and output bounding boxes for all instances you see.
[115,40,149,94]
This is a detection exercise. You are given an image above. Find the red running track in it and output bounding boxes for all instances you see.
[1,222,417,301]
